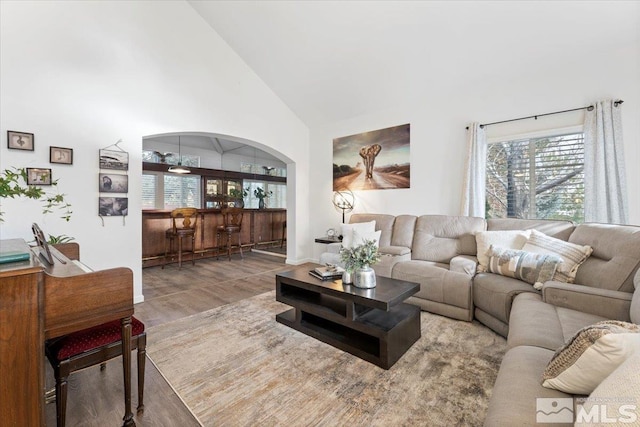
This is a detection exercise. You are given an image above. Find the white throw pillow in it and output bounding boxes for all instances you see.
[542,321,640,395]
[352,229,382,248]
[341,221,376,249]
[522,229,593,283]
[475,230,531,272]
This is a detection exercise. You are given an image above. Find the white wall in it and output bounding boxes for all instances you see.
[0,0,311,302]
[309,38,640,260]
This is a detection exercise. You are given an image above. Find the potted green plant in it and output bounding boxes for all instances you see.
[340,239,381,288]
[0,167,72,222]
[229,188,248,208]
[252,186,272,209]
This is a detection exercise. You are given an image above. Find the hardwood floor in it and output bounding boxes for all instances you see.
[45,251,298,426]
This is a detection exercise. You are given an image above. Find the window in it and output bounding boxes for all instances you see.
[142,150,200,167]
[244,180,286,209]
[485,131,584,222]
[142,172,201,209]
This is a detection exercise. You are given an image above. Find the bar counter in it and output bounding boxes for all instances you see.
[142,208,286,267]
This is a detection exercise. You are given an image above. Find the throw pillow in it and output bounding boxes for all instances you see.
[542,320,640,395]
[522,229,593,283]
[486,245,562,289]
[341,221,376,249]
[352,229,382,248]
[475,230,531,272]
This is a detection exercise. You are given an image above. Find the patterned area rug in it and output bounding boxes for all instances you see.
[147,291,506,426]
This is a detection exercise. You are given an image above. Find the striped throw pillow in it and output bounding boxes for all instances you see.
[522,229,592,283]
[486,245,562,289]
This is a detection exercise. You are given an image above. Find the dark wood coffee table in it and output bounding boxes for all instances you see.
[275,267,421,369]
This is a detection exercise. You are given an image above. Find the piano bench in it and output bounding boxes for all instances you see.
[45,316,146,427]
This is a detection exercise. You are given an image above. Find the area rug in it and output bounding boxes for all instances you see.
[147,291,506,426]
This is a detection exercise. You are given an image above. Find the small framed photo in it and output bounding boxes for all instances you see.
[50,146,74,165]
[99,197,128,216]
[99,149,129,171]
[26,168,52,185]
[7,131,34,151]
[99,173,128,193]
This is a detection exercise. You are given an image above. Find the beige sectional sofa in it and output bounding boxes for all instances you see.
[319,213,640,426]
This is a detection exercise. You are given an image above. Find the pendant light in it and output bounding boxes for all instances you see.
[168,135,190,174]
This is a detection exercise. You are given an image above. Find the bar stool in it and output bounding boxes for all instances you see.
[163,207,198,269]
[216,207,244,261]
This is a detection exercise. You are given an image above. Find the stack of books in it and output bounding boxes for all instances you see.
[309,264,345,281]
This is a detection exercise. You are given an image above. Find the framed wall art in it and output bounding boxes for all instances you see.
[7,131,34,151]
[99,197,128,216]
[333,123,410,191]
[26,168,52,185]
[99,173,128,193]
[99,149,129,170]
[50,146,73,165]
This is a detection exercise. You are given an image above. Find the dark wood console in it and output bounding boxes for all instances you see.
[275,268,421,369]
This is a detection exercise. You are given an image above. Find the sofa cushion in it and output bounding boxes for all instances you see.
[486,218,575,240]
[475,229,531,271]
[392,260,472,309]
[486,245,561,289]
[508,293,607,351]
[390,214,416,248]
[542,320,640,395]
[484,345,572,427]
[473,272,539,325]
[570,223,640,293]
[349,214,395,248]
[522,229,593,283]
[411,215,485,263]
[341,220,375,249]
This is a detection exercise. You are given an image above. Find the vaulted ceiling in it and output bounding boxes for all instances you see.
[189,0,640,127]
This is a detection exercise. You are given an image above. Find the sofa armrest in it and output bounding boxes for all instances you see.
[324,242,342,255]
[542,282,632,321]
[450,255,478,276]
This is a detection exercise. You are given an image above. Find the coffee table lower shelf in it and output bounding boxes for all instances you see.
[275,303,420,369]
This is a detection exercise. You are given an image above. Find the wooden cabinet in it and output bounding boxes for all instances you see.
[0,243,44,426]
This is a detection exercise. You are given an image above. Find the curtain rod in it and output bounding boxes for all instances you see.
[466,100,624,130]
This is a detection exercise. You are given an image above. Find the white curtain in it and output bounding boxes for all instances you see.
[461,122,487,217]
[584,99,628,224]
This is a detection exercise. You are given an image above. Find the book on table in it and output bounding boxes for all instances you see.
[0,250,31,264]
[310,265,344,280]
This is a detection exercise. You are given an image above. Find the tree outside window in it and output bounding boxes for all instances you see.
[485,132,584,222]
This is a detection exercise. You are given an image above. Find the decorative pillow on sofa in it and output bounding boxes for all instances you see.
[352,229,382,248]
[475,230,531,272]
[341,221,376,249]
[486,245,562,289]
[522,229,593,283]
[542,320,640,395]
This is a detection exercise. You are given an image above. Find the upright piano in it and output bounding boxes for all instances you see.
[0,238,136,427]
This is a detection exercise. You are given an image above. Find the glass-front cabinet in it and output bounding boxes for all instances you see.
[204,178,223,209]
[203,177,244,209]
[225,179,244,208]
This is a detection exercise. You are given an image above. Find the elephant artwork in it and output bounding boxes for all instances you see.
[359,144,381,179]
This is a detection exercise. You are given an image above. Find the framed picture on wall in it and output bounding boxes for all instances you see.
[99,197,128,216]
[99,173,128,193]
[50,146,73,165]
[7,131,35,151]
[26,168,52,185]
[99,149,129,170]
